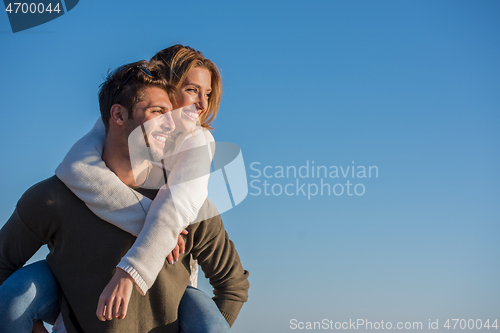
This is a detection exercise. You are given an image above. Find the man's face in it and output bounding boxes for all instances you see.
[126,86,174,161]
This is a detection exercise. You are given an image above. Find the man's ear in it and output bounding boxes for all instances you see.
[109,104,128,127]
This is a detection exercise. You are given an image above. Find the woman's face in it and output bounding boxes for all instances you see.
[172,67,212,132]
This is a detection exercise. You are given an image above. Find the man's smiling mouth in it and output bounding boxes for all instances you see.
[152,132,169,146]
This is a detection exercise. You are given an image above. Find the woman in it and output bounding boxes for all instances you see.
[0,45,231,333]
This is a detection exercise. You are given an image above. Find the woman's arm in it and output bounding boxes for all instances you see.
[117,128,215,293]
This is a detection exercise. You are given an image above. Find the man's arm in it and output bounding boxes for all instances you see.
[189,208,250,327]
[0,179,58,286]
[0,188,53,285]
[0,209,45,286]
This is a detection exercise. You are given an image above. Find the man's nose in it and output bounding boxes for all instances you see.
[161,112,175,132]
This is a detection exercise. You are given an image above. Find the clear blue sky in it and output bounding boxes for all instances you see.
[1,1,499,332]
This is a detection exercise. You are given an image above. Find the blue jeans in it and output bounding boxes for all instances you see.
[0,260,230,333]
[0,261,60,333]
[178,286,231,333]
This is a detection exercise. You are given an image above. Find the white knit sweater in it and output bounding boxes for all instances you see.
[55,119,214,294]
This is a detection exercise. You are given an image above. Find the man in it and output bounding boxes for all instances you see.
[0,61,249,332]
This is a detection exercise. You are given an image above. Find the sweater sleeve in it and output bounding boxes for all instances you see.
[189,205,250,327]
[0,181,56,287]
[118,128,215,294]
[0,210,45,287]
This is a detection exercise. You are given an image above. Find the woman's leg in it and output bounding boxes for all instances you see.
[178,286,231,333]
[0,260,60,333]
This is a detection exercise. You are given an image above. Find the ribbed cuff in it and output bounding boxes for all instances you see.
[220,311,237,327]
[215,300,245,327]
[117,261,148,295]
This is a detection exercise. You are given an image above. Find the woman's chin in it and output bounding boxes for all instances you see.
[178,121,197,133]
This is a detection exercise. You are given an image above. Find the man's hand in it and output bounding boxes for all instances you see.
[96,268,134,321]
[166,230,188,265]
[33,320,49,333]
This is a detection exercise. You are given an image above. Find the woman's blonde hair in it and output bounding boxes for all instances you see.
[151,45,222,130]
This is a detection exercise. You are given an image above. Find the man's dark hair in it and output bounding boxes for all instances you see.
[98,60,175,131]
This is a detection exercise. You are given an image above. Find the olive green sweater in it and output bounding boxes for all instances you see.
[0,176,249,332]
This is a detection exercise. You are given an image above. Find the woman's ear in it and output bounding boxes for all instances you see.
[109,104,128,127]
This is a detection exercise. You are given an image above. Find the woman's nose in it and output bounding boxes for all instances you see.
[197,93,208,113]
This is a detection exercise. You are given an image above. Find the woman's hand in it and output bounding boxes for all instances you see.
[166,229,188,265]
[96,268,134,321]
